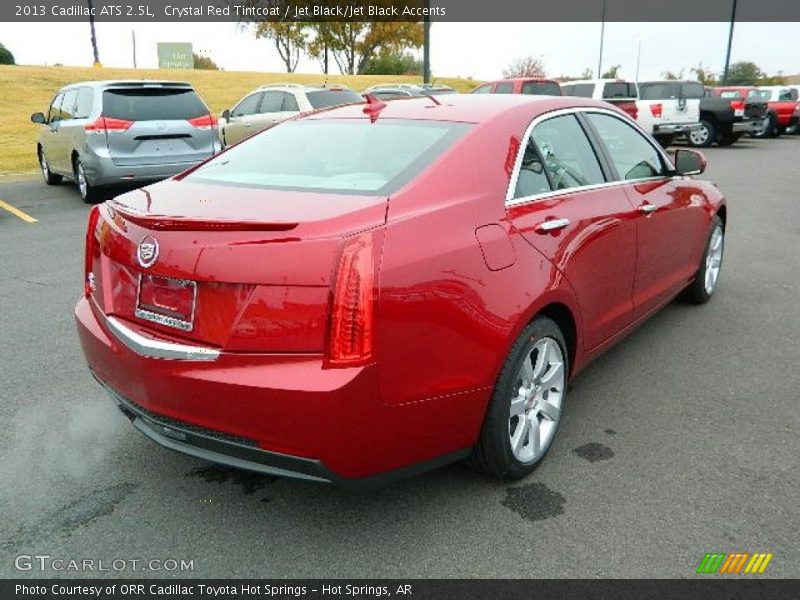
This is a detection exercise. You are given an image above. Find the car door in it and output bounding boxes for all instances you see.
[251,91,289,130]
[584,111,707,318]
[505,112,638,350]
[223,92,263,146]
[41,92,64,172]
[51,88,78,171]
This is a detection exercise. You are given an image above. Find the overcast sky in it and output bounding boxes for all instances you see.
[2,21,798,81]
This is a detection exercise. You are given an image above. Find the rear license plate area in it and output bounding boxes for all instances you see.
[136,274,197,332]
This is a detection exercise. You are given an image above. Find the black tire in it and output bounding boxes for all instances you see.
[753,113,778,139]
[687,119,716,148]
[468,316,568,480]
[655,134,675,148]
[38,147,62,185]
[716,133,739,147]
[73,157,102,204]
[682,216,724,305]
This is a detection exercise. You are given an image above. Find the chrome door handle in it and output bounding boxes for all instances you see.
[638,204,658,214]
[536,218,571,233]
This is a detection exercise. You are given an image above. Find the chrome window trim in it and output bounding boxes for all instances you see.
[505,106,677,208]
[105,315,220,362]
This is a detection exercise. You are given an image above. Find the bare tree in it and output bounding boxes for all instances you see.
[254,22,308,73]
[503,56,547,79]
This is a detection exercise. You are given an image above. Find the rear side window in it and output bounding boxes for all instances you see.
[562,83,594,97]
[305,90,363,109]
[74,87,94,119]
[586,113,665,180]
[282,93,300,111]
[102,88,207,121]
[513,138,551,199]
[531,115,605,190]
[522,81,561,96]
[472,84,492,94]
[494,83,514,94]
[603,82,637,99]
[185,120,471,195]
[259,91,284,113]
[639,83,680,100]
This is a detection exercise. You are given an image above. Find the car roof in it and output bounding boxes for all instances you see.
[59,80,193,90]
[256,83,352,92]
[304,94,614,125]
[564,79,634,85]
[489,78,559,83]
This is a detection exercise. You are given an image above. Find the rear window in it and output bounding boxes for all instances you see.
[102,88,207,121]
[494,83,514,94]
[305,90,363,110]
[603,82,637,99]
[562,83,594,97]
[719,90,743,99]
[639,83,680,100]
[185,120,471,195]
[522,81,561,96]
[748,89,771,99]
[681,82,705,98]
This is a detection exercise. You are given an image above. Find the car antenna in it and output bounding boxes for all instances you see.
[422,93,442,106]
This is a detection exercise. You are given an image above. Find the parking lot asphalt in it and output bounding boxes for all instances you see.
[0,136,798,579]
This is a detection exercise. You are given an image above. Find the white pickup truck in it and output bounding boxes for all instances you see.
[636,81,702,147]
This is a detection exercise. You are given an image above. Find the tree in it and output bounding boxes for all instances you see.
[503,56,547,79]
[320,22,423,75]
[601,65,621,78]
[254,22,308,73]
[581,67,594,79]
[193,53,219,70]
[661,69,685,80]
[362,51,422,76]
[0,42,14,65]
[691,63,716,86]
[725,61,764,85]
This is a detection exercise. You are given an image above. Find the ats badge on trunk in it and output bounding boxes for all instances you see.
[137,235,159,268]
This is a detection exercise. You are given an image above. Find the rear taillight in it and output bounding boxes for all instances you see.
[84,206,101,297]
[188,114,217,129]
[327,230,379,367]
[650,103,663,118]
[731,100,745,117]
[84,116,134,133]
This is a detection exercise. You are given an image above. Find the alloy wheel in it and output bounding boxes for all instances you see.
[76,162,88,198]
[689,124,709,146]
[40,152,50,181]
[704,225,724,295]
[508,337,565,463]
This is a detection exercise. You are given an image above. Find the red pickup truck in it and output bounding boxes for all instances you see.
[714,86,800,138]
[472,78,562,96]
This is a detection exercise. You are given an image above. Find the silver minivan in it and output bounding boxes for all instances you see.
[31,80,220,203]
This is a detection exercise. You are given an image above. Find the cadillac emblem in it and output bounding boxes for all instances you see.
[137,236,159,268]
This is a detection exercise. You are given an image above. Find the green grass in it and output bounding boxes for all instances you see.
[0,64,480,176]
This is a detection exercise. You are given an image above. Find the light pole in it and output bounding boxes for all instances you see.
[597,0,607,78]
[87,0,100,66]
[635,37,644,84]
[722,0,738,84]
[423,0,431,84]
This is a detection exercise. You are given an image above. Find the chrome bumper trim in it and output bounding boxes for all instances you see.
[105,315,220,361]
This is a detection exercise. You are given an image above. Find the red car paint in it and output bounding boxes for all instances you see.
[474,78,562,96]
[714,86,799,129]
[76,95,725,486]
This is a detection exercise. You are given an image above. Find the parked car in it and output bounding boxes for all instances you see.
[471,78,562,96]
[76,95,725,487]
[684,86,767,147]
[714,86,799,138]
[30,80,219,203]
[364,84,458,101]
[636,80,702,147]
[560,78,639,119]
[218,84,362,146]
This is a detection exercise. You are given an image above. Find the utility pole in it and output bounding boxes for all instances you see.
[635,38,643,84]
[722,0,738,84]
[132,29,137,69]
[597,0,606,78]
[87,0,100,66]
[423,0,431,84]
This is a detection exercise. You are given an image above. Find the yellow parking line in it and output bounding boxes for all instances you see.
[0,199,37,223]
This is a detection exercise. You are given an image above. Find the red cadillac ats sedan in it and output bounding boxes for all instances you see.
[76,94,726,488]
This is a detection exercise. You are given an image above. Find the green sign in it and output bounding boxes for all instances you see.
[157,42,194,69]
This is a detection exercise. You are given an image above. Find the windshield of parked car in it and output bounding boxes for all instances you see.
[102,88,207,120]
[747,89,771,99]
[185,119,471,195]
[305,90,363,109]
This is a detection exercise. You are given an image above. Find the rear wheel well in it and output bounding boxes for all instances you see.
[537,303,577,376]
[71,150,80,169]
[699,111,717,125]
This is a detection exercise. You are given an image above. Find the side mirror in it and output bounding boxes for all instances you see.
[31,112,46,124]
[674,148,706,176]
[221,109,232,121]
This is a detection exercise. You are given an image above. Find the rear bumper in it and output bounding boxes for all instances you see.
[74,296,475,486]
[81,152,212,187]
[733,118,767,134]
[653,122,701,135]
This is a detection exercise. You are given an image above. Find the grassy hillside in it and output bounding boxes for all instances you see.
[0,65,480,176]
